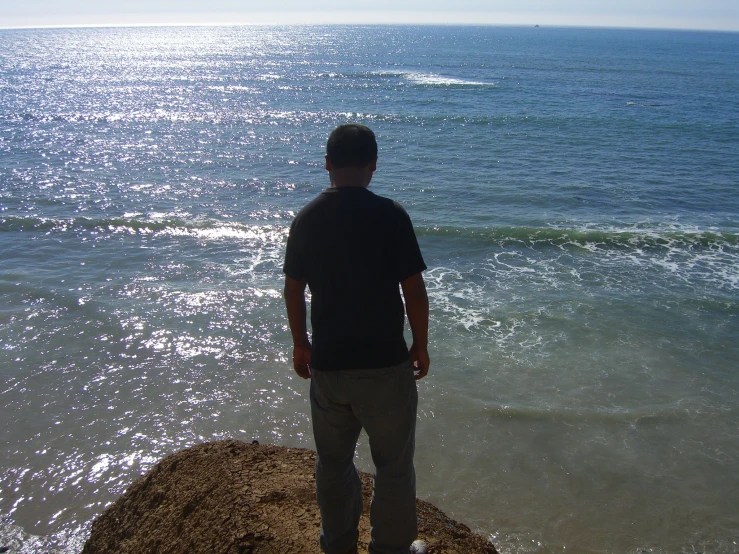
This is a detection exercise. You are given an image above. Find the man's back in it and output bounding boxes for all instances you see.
[284,186,425,370]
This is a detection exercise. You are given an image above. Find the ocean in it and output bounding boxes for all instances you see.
[0,24,738,554]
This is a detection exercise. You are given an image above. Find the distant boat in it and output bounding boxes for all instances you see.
[535,24,540,27]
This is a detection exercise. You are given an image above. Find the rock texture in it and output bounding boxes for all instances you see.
[81,440,497,554]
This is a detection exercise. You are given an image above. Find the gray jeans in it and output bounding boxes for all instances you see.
[310,362,418,554]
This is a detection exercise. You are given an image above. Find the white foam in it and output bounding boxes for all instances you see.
[403,71,492,87]
[0,515,80,554]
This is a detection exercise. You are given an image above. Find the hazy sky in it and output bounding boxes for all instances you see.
[1,0,737,31]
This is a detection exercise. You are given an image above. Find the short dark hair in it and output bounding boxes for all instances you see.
[326,124,378,169]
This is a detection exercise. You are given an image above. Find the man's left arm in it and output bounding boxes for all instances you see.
[401,272,430,380]
[284,275,312,379]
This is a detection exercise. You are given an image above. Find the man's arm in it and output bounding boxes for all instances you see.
[401,272,430,380]
[284,275,312,379]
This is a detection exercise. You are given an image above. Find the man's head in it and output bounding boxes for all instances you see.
[326,124,378,169]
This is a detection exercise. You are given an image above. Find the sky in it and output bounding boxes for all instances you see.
[0,0,737,31]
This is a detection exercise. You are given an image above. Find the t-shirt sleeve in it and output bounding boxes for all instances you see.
[283,219,305,281]
[393,204,427,282]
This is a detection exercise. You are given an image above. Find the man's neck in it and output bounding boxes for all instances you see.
[330,182,368,188]
[327,165,374,189]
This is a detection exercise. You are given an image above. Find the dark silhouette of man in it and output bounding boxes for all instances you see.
[284,124,429,554]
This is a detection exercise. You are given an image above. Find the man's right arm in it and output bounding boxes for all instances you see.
[401,272,430,380]
[284,275,312,379]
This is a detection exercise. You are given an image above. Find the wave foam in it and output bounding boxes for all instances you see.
[0,215,289,244]
[403,71,492,86]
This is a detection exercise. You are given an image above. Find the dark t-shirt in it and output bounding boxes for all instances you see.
[283,187,426,370]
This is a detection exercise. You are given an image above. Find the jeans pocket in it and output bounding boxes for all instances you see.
[348,367,414,419]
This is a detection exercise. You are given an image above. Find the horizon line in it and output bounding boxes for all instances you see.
[2,22,738,34]
[1,10,738,33]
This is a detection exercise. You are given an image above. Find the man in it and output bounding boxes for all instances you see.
[283,123,430,554]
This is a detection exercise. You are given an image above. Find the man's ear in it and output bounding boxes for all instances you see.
[370,157,377,172]
[325,155,332,172]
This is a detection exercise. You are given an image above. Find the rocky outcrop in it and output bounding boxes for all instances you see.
[81,440,497,554]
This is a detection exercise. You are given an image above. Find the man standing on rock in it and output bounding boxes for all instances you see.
[283,123,430,554]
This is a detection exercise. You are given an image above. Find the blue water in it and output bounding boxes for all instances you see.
[1,25,738,554]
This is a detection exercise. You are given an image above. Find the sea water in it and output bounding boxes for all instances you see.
[0,25,738,554]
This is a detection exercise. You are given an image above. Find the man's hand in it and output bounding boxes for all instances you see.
[292,341,312,379]
[409,342,430,380]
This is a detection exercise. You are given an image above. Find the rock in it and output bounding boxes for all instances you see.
[81,440,497,554]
